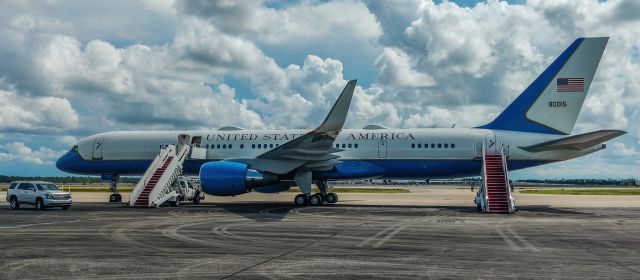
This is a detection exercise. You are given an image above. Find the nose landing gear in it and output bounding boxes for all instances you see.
[104,175,122,203]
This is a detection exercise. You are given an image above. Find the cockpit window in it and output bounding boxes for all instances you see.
[70,145,78,152]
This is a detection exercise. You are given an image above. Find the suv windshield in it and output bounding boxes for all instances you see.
[36,184,60,191]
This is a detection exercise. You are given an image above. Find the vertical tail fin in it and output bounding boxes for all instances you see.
[479,37,608,135]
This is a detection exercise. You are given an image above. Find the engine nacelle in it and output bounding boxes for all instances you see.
[199,161,278,196]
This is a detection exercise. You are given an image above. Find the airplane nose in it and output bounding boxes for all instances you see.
[56,153,69,171]
[56,151,78,173]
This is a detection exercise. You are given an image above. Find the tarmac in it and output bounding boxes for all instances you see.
[1,187,639,279]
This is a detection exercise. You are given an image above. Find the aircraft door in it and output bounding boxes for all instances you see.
[92,137,105,160]
[378,140,388,158]
[486,133,498,155]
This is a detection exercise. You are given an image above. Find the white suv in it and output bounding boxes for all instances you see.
[6,181,72,210]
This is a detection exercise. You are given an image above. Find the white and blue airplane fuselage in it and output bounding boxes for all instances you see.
[56,37,625,202]
[57,128,604,179]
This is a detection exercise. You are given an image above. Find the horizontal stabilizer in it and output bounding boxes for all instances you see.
[521,130,626,152]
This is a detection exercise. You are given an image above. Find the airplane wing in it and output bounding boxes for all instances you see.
[228,80,357,174]
[521,129,626,152]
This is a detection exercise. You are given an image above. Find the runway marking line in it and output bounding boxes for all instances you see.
[0,218,116,229]
[507,226,540,252]
[495,225,540,252]
[358,218,428,248]
[495,227,522,251]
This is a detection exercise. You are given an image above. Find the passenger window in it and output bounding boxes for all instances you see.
[451,143,455,148]
[27,184,35,191]
[417,144,422,148]
[438,143,442,148]
[9,183,17,189]
[444,143,449,148]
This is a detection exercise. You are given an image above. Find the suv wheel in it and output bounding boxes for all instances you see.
[9,196,20,210]
[35,198,45,210]
[170,198,180,207]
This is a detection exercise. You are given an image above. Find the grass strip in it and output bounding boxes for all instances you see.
[520,189,640,195]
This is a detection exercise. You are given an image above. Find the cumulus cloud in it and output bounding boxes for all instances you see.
[0,142,66,165]
[175,0,381,46]
[611,142,638,157]
[0,0,638,178]
[374,47,436,88]
[57,136,78,146]
[0,83,79,133]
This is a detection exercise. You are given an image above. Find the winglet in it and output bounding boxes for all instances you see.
[314,80,357,135]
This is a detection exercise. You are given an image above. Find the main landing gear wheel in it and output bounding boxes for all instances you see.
[170,198,180,207]
[309,194,323,206]
[325,192,338,204]
[109,194,122,203]
[294,194,308,206]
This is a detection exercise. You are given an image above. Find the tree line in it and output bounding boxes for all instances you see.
[0,175,140,184]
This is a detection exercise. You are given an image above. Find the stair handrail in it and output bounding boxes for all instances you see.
[481,142,490,212]
[149,145,190,207]
[129,145,174,206]
[501,144,516,213]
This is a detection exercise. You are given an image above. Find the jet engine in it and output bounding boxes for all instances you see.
[199,161,278,196]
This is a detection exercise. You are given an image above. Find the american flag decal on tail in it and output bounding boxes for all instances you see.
[557,78,584,92]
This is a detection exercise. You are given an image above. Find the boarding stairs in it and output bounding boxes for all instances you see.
[130,144,191,207]
[477,143,516,214]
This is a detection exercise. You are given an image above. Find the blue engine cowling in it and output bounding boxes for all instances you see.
[199,161,278,196]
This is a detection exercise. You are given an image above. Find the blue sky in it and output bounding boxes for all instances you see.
[0,0,638,179]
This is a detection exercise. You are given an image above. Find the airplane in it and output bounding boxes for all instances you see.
[56,37,625,207]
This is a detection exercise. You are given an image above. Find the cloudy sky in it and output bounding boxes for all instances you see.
[0,0,638,179]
